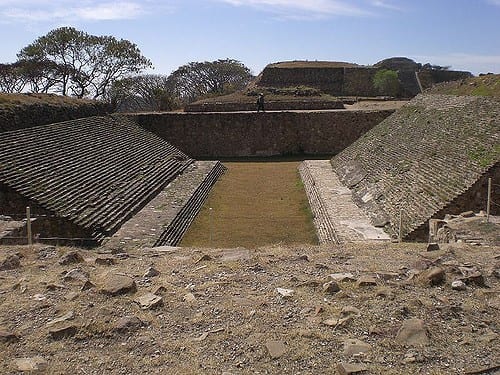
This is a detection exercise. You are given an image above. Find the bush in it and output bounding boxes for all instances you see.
[373,69,400,97]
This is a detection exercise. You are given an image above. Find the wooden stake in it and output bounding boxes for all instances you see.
[26,206,32,247]
[398,208,403,243]
[486,178,492,223]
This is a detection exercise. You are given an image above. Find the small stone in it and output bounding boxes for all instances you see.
[374,271,400,280]
[375,287,395,299]
[343,339,372,356]
[276,288,294,297]
[0,254,21,271]
[426,242,440,252]
[196,254,212,263]
[134,293,163,309]
[64,292,79,301]
[458,267,485,286]
[323,281,340,294]
[395,319,429,346]
[418,267,445,286]
[355,275,377,287]
[298,254,309,261]
[48,323,78,340]
[265,340,286,359]
[341,306,361,317]
[37,246,57,259]
[143,267,160,278]
[0,329,19,343]
[100,274,136,296]
[81,280,95,291]
[451,280,467,291]
[58,251,84,265]
[113,316,143,332]
[183,293,197,302]
[329,273,356,282]
[336,362,367,375]
[14,357,48,372]
[95,256,116,266]
[63,268,89,283]
[46,311,74,327]
[460,211,475,218]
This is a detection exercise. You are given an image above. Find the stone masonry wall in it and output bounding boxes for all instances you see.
[133,110,394,158]
[0,100,110,132]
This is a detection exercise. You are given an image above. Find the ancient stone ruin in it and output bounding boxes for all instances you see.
[0,115,225,246]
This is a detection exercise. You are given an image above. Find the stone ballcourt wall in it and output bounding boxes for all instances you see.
[133,110,394,158]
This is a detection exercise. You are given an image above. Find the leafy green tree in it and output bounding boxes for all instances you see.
[167,59,253,103]
[17,27,152,99]
[373,69,400,97]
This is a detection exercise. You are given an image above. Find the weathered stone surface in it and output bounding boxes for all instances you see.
[265,340,286,359]
[134,293,163,309]
[63,268,89,283]
[14,356,48,372]
[336,362,367,374]
[418,267,445,286]
[356,275,377,287]
[100,274,136,296]
[458,266,485,286]
[276,288,294,297]
[113,316,143,332]
[95,256,116,266]
[183,293,197,302]
[143,267,160,278]
[451,280,467,291]
[329,273,356,282]
[395,319,429,346]
[323,281,340,294]
[0,254,21,271]
[460,211,475,218]
[343,339,372,356]
[426,242,440,252]
[0,329,19,343]
[48,323,78,340]
[46,311,74,327]
[58,251,84,265]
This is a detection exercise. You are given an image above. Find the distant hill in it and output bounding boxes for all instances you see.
[425,74,500,98]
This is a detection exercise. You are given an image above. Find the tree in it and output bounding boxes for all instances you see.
[106,74,179,112]
[373,69,400,97]
[17,27,152,99]
[167,59,253,103]
[0,62,27,93]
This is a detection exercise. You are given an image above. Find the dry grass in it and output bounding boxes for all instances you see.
[180,161,318,248]
[0,93,96,106]
[426,74,500,98]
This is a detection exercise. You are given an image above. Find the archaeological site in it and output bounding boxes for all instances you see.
[0,59,499,374]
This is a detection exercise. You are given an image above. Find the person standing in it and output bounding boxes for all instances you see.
[256,93,265,112]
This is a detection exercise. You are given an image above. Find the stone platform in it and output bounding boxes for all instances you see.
[103,161,226,250]
[299,160,390,244]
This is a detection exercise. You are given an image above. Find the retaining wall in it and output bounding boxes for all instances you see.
[133,110,394,158]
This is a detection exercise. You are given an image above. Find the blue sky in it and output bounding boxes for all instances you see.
[0,0,499,76]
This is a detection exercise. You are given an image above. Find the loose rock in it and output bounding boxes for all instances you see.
[395,318,429,346]
[48,323,78,340]
[143,267,160,278]
[343,338,372,356]
[100,274,136,296]
[276,287,294,298]
[329,272,356,282]
[63,268,89,283]
[322,281,340,294]
[336,362,367,374]
[0,329,19,343]
[426,242,440,252]
[58,251,84,265]
[356,275,377,287]
[451,280,467,291]
[14,357,48,372]
[418,267,445,286]
[0,254,21,271]
[134,293,163,309]
[113,316,143,332]
[265,340,286,359]
[95,256,116,266]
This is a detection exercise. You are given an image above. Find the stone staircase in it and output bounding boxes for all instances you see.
[0,115,194,243]
[153,161,226,246]
[331,94,500,239]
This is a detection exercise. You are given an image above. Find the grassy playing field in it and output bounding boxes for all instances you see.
[180,161,318,248]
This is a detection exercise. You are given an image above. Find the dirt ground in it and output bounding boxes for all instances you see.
[180,162,317,248]
[0,240,498,374]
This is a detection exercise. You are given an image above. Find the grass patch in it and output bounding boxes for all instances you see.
[180,161,318,248]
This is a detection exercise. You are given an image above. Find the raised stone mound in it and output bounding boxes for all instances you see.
[331,94,500,240]
[0,115,195,245]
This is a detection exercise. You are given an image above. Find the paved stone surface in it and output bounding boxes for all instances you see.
[104,161,219,249]
[300,160,390,243]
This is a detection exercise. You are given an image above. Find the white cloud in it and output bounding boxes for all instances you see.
[0,0,156,23]
[216,0,371,18]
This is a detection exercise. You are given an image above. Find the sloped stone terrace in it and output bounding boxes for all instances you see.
[0,115,194,243]
[331,94,500,239]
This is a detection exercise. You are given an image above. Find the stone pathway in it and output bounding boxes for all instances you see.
[103,161,222,250]
[300,160,390,244]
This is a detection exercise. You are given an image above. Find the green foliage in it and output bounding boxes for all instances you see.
[468,144,500,167]
[373,69,400,97]
[167,59,253,104]
[15,27,152,99]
